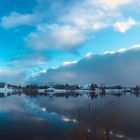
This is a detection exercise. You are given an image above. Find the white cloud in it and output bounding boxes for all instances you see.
[103,51,115,55]
[91,23,107,30]
[86,52,93,57]
[60,6,107,30]
[63,60,78,66]
[104,48,127,54]
[0,66,26,84]
[118,48,127,52]
[0,12,36,29]
[114,17,136,33]
[104,47,129,55]
[0,0,138,50]
[30,46,140,86]
[25,0,138,50]
[129,44,140,50]
[11,53,49,68]
[25,1,110,50]
[90,0,132,9]
[103,45,140,55]
[26,24,86,49]
[0,53,50,84]
[0,67,21,77]
[48,24,86,49]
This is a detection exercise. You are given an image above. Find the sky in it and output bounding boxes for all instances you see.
[0,0,140,85]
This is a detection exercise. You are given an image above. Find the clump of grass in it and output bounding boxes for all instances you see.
[63,102,127,140]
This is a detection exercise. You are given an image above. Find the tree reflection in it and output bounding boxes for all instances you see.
[132,86,140,97]
[89,92,98,99]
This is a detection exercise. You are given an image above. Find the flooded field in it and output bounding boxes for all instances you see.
[0,92,140,140]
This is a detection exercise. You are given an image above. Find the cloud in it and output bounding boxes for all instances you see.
[104,48,126,54]
[0,53,51,84]
[0,0,138,50]
[25,0,138,50]
[86,52,93,58]
[104,44,140,55]
[10,53,50,68]
[0,0,139,85]
[114,17,136,33]
[0,12,36,29]
[129,44,140,50]
[0,67,26,84]
[63,61,78,66]
[90,0,133,9]
[25,24,87,50]
[30,45,140,86]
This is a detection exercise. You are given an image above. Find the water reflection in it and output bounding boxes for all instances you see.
[0,91,140,140]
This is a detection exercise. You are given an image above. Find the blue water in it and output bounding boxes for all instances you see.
[0,93,140,140]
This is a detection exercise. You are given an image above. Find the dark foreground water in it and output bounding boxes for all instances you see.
[0,92,140,140]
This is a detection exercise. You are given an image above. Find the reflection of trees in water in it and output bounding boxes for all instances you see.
[131,86,140,97]
[89,92,98,99]
[2,87,140,99]
[0,92,14,98]
[53,93,81,99]
[112,93,123,97]
[133,92,140,97]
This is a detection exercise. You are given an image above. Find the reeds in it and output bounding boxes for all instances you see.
[62,102,126,140]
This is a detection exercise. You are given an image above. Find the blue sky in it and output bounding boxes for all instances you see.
[0,0,140,84]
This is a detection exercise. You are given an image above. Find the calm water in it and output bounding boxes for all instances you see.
[0,92,140,140]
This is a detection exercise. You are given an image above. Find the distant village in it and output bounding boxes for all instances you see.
[0,82,140,97]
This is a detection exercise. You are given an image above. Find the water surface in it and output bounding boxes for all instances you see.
[0,92,140,140]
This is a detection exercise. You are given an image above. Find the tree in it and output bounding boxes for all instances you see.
[0,82,5,88]
[89,83,97,91]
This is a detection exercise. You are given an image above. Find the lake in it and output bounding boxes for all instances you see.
[0,92,140,140]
